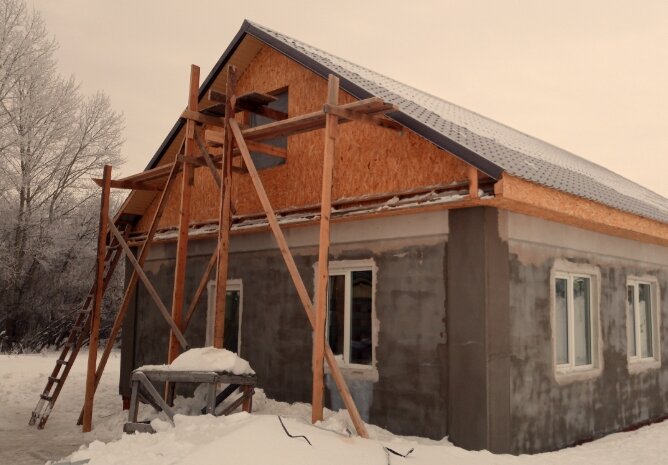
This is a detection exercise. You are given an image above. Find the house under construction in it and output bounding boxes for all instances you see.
[31,21,668,455]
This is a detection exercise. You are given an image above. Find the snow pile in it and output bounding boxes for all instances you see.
[3,352,668,465]
[59,387,668,465]
[64,407,668,465]
[0,351,134,465]
[67,413,423,465]
[140,347,255,375]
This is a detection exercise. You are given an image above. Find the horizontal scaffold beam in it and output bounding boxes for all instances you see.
[92,179,165,191]
[102,97,397,190]
[201,97,394,143]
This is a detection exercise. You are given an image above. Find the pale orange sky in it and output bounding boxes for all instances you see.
[31,1,668,196]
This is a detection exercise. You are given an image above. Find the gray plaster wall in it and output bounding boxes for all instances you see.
[446,207,511,453]
[120,211,449,439]
[501,211,668,453]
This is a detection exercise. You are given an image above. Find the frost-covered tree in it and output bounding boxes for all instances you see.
[0,0,125,350]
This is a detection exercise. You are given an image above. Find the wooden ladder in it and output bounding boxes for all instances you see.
[28,221,128,429]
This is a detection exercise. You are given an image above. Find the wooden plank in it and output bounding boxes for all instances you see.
[206,132,288,160]
[312,75,339,423]
[229,118,369,438]
[181,109,225,128]
[209,89,284,116]
[202,101,287,121]
[241,97,387,142]
[194,131,222,188]
[245,105,288,122]
[202,135,287,161]
[182,244,219,332]
[168,64,200,367]
[109,221,189,350]
[468,165,479,199]
[93,178,164,191]
[209,89,276,106]
[204,129,226,147]
[176,154,208,167]
[77,161,180,426]
[242,109,325,141]
[115,163,177,184]
[245,141,287,159]
[213,65,236,348]
[82,164,112,432]
[323,103,401,131]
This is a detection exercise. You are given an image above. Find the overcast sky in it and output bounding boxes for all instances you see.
[31,0,668,196]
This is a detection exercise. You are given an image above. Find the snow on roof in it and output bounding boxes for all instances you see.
[143,21,668,225]
[245,21,668,224]
[139,347,255,375]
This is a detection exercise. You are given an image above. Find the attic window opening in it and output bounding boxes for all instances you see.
[249,88,288,169]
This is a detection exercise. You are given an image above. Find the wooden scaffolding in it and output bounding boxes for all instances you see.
[29,63,406,437]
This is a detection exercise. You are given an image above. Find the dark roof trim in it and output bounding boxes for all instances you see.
[144,22,253,170]
[145,20,504,179]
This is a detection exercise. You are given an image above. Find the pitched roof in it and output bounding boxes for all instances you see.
[146,20,668,224]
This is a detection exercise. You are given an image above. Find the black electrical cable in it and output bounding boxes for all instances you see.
[384,446,414,457]
[277,416,312,446]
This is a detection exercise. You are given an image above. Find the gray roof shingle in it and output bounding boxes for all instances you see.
[147,21,668,225]
[248,21,668,224]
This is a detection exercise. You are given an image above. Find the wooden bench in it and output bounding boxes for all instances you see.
[124,368,256,434]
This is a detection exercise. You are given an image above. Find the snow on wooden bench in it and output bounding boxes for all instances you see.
[124,348,257,434]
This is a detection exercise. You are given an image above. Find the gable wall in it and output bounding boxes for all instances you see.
[136,46,469,231]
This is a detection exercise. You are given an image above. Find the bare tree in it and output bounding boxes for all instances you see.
[0,0,125,349]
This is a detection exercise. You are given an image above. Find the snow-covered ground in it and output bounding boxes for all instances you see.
[1,352,667,465]
[0,350,126,465]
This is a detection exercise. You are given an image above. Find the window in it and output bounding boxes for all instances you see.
[249,89,287,169]
[551,263,601,380]
[324,261,375,367]
[206,279,243,354]
[626,278,661,369]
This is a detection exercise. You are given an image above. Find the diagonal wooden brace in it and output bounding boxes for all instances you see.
[133,372,176,424]
[229,118,369,438]
[77,160,181,427]
[109,221,190,351]
[194,131,222,188]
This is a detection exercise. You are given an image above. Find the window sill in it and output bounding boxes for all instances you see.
[628,358,661,374]
[554,365,602,385]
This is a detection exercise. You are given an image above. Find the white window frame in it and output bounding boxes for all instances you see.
[206,279,243,354]
[626,276,661,373]
[315,259,378,374]
[550,260,602,383]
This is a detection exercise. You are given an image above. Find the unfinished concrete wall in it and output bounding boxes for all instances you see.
[121,211,449,438]
[501,211,668,453]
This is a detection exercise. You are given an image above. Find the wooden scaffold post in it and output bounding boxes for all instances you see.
[213,65,237,349]
[82,164,112,432]
[229,108,370,438]
[167,65,200,369]
[312,75,339,423]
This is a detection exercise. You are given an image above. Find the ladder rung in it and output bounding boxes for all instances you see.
[55,359,68,366]
[48,376,61,384]
[40,394,52,401]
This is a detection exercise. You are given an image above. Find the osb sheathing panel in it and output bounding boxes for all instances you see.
[136,45,469,231]
[498,174,668,247]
